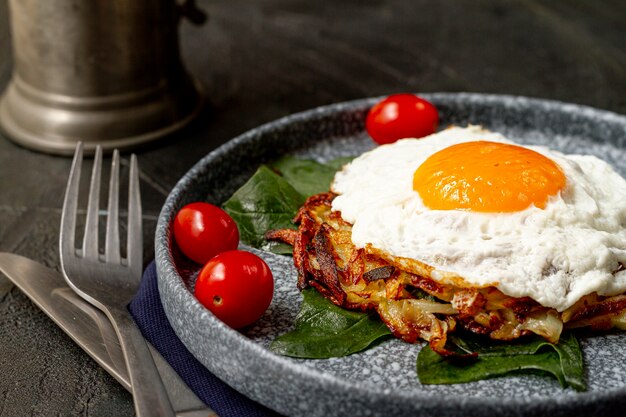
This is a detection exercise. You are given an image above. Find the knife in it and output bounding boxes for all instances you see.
[0,252,215,417]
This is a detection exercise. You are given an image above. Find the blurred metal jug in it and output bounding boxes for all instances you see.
[0,0,206,155]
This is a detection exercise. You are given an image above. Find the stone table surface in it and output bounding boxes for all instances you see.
[0,0,625,416]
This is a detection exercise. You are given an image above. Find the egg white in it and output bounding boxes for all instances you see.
[331,126,626,311]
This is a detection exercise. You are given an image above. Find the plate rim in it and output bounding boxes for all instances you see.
[155,92,626,415]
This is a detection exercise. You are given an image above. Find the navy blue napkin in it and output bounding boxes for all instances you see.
[128,261,280,417]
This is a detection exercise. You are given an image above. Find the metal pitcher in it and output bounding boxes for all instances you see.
[0,0,206,155]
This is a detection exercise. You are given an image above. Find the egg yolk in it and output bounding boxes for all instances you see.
[413,141,566,212]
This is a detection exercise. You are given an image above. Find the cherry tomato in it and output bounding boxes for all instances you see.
[365,94,439,144]
[194,250,274,329]
[173,202,239,264]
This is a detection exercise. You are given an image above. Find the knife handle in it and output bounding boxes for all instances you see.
[108,307,176,417]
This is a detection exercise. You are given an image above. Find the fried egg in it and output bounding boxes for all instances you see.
[331,126,626,311]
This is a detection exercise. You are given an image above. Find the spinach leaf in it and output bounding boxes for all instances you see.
[224,156,355,253]
[270,288,392,358]
[549,333,585,390]
[270,156,338,197]
[323,156,356,172]
[266,241,296,255]
[417,332,585,391]
[418,346,566,386]
[223,165,305,252]
[448,332,585,389]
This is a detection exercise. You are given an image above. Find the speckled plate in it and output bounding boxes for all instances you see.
[155,94,626,417]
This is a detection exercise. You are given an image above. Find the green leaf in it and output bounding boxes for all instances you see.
[418,346,566,386]
[224,157,355,253]
[266,241,295,255]
[324,156,356,171]
[269,156,338,197]
[270,288,392,358]
[417,332,585,391]
[549,333,586,391]
[223,165,306,250]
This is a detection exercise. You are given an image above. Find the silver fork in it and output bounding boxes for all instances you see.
[60,143,175,417]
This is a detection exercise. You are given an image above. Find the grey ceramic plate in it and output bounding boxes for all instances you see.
[155,93,626,417]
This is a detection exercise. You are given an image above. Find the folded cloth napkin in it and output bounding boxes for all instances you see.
[129,261,280,417]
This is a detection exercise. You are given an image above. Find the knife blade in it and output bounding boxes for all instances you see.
[0,252,215,417]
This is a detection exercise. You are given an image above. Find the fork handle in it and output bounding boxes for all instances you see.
[108,307,176,417]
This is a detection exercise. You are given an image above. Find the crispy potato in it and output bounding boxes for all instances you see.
[266,193,626,354]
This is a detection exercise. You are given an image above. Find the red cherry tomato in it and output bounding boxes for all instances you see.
[194,250,274,329]
[365,94,439,144]
[173,202,239,264]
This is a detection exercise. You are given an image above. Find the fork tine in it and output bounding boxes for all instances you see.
[60,142,83,258]
[83,146,102,260]
[126,154,142,277]
[105,150,121,264]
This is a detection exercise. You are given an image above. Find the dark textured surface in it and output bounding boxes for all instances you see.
[155,95,626,417]
[0,0,625,415]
